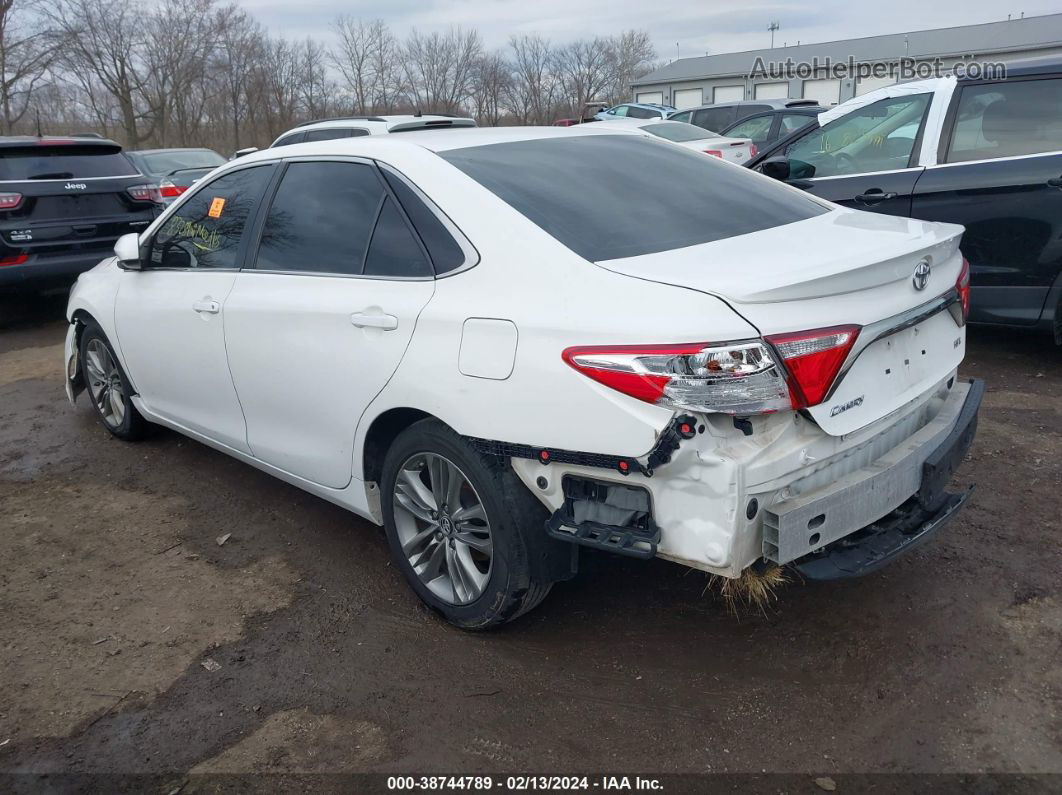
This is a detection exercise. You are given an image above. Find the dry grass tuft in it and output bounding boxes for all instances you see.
[706,565,790,617]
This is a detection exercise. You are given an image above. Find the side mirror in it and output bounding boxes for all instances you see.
[114,233,142,270]
[230,147,258,159]
[760,156,791,182]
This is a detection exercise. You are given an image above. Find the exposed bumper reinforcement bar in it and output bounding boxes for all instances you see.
[791,378,983,580]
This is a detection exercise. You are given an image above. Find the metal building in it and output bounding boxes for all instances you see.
[632,13,1062,108]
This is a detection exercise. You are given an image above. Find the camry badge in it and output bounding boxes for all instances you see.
[830,396,864,417]
[912,259,931,291]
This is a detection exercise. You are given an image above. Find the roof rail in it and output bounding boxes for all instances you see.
[292,116,386,128]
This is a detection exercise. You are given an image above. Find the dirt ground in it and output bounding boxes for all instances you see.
[0,294,1059,788]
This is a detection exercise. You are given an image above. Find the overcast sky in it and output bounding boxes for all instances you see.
[236,0,1061,57]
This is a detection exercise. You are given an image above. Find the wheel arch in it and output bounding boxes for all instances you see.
[361,407,434,485]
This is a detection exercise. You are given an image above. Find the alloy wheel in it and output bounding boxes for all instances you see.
[84,339,126,430]
[392,452,493,605]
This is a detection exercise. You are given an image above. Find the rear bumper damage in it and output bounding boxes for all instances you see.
[511,375,981,579]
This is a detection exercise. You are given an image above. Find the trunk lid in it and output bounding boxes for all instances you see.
[680,136,754,164]
[597,208,967,434]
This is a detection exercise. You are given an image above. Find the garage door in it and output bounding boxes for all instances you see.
[673,88,703,110]
[802,78,840,105]
[713,85,744,103]
[856,75,895,96]
[755,82,789,100]
[636,92,664,105]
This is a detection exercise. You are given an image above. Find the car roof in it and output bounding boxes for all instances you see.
[237,125,642,166]
[677,99,823,112]
[964,54,1061,80]
[0,135,122,149]
[128,147,220,155]
[621,102,676,110]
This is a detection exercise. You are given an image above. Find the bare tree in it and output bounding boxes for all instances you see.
[44,0,155,144]
[554,38,612,117]
[604,30,657,105]
[212,8,263,150]
[505,34,557,124]
[0,0,56,133]
[402,27,481,114]
[472,52,509,126]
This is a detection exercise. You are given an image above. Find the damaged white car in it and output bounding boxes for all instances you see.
[64,126,982,629]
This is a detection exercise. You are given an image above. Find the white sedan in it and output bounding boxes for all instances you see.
[595,117,758,163]
[65,125,981,629]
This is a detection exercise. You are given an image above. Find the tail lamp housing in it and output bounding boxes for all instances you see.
[159,180,187,199]
[563,327,861,416]
[0,192,23,210]
[957,256,970,320]
[126,184,163,203]
[703,149,723,158]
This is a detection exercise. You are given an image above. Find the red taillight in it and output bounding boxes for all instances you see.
[0,253,28,267]
[704,149,723,158]
[0,192,23,210]
[766,325,860,409]
[126,184,162,203]
[749,143,758,158]
[562,341,792,415]
[159,180,187,199]
[957,256,971,320]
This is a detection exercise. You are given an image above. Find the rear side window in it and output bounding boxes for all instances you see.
[255,161,383,275]
[363,198,431,277]
[441,136,826,262]
[382,170,466,274]
[946,78,1062,163]
[626,106,658,119]
[692,107,732,133]
[779,113,815,136]
[0,145,138,180]
[303,128,355,142]
[669,111,692,123]
[150,165,273,269]
[272,132,305,147]
[724,114,774,144]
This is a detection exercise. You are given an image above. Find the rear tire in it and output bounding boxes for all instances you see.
[380,418,553,630]
[79,322,152,441]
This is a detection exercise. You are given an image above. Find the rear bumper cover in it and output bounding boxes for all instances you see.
[0,250,110,289]
[791,378,983,580]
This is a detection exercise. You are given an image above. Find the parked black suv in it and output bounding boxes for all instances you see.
[0,137,162,293]
[748,58,1062,340]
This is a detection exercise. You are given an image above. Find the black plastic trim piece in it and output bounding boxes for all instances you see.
[545,476,660,559]
[463,414,698,478]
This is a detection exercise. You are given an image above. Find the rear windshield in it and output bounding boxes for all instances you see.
[440,136,826,261]
[0,145,138,180]
[641,122,713,142]
[136,150,225,175]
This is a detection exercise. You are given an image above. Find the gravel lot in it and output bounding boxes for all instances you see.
[0,295,1059,787]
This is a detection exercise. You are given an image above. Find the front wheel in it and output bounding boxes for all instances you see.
[79,323,152,441]
[380,419,552,630]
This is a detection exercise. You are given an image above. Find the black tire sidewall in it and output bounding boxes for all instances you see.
[380,420,533,628]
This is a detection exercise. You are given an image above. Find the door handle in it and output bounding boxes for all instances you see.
[855,189,898,205]
[350,311,398,331]
[192,298,221,314]
[1047,177,1062,189]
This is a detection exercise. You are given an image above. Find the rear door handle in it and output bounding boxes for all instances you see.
[192,298,220,314]
[350,311,398,331]
[1047,177,1062,188]
[855,189,898,205]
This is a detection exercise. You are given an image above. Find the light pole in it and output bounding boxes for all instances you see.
[768,21,780,49]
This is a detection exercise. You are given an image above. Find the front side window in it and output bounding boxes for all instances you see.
[149,165,273,269]
[779,112,816,136]
[669,111,692,123]
[783,93,931,178]
[946,78,1062,163]
[441,135,826,262]
[611,105,629,117]
[725,114,774,144]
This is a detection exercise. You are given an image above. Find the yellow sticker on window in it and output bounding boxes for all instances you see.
[208,197,225,218]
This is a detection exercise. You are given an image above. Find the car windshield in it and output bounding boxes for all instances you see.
[441,135,826,262]
[641,121,716,142]
[0,146,137,180]
[136,150,225,175]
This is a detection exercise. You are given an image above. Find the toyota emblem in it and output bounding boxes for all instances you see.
[912,259,931,291]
